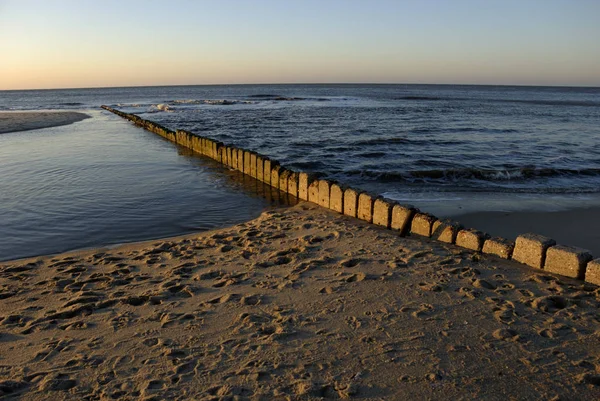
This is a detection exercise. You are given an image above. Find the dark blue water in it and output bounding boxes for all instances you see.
[3,85,599,196]
[1,84,600,259]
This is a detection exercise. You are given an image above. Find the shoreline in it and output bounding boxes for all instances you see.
[0,111,91,134]
[454,206,600,256]
[3,202,599,265]
[1,203,600,399]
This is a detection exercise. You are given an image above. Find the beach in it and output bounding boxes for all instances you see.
[0,112,90,134]
[1,86,600,400]
[2,202,600,400]
[2,0,599,398]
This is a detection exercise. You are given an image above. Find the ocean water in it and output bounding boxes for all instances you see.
[1,84,599,259]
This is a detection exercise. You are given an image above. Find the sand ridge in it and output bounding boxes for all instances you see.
[1,203,600,400]
[0,112,90,134]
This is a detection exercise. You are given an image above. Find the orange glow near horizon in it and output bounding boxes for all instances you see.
[1,0,599,90]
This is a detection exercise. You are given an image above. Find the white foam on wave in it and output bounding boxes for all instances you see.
[116,103,143,108]
[172,99,202,104]
[148,104,173,112]
[173,99,254,106]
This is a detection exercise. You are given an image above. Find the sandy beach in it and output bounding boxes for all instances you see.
[1,202,600,400]
[0,112,90,134]
[2,0,599,398]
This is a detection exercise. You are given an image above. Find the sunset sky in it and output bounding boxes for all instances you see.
[1,0,599,90]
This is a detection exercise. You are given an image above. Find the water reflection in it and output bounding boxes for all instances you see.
[0,113,296,261]
[174,146,299,207]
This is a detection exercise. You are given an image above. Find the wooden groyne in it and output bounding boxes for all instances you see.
[101,105,600,286]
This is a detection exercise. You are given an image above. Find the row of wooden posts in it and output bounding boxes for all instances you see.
[101,105,600,287]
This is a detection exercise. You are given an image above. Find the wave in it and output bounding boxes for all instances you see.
[148,100,254,111]
[353,137,412,146]
[350,129,519,147]
[396,96,600,108]
[172,99,254,106]
[410,127,519,134]
[248,94,282,98]
[356,151,387,158]
[149,104,173,112]
[496,99,600,107]
[247,94,303,100]
[345,167,600,183]
[171,99,202,104]
[247,94,301,100]
[116,103,144,108]
[169,96,332,105]
[247,94,330,102]
[396,96,443,101]
[202,100,240,105]
[288,161,329,171]
[351,137,464,146]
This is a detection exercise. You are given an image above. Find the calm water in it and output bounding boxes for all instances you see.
[1,84,599,259]
[0,111,281,261]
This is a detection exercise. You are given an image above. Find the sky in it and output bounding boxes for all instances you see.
[0,0,599,90]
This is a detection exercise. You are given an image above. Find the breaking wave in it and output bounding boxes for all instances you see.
[149,104,173,112]
[247,94,330,101]
[396,96,600,108]
[172,99,254,105]
[346,167,600,183]
[351,137,464,146]
[116,103,144,108]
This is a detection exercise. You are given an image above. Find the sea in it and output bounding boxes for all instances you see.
[1,84,599,261]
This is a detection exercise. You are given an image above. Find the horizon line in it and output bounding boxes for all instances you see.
[1,81,599,92]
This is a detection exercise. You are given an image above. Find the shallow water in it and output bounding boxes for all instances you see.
[0,111,283,261]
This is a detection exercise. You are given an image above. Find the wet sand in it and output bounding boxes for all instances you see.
[0,112,90,134]
[456,207,600,257]
[1,203,600,400]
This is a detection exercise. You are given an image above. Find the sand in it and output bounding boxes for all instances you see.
[0,112,91,134]
[1,202,600,400]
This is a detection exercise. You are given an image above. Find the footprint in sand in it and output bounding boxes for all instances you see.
[38,373,77,392]
[240,294,263,306]
[340,258,361,268]
[319,286,336,294]
[32,339,74,362]
[531,296,570,313]
[492,328,519,341]
[411,304,435,319]
[0,314,28,327]
[159,312,199,328]
[472,279,496,290]
[344,272,367,283]
[58,321,92,331]
[212,276,241,287]
[173,359,199,375]
[142,337,160,347]
[96,371,115,386]
[206,293,241,305]
[141,379,166,397]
